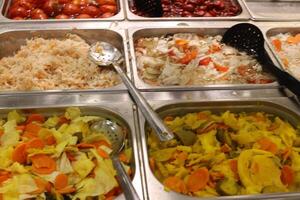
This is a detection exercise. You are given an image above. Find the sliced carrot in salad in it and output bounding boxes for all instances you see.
[199,57,212,66]
[30,177,51,194]
[97,148,109,159]
[0,173,11,185]
[76,143,95,149]
[25,123,41,136]
[118,152,129,163]
[56,185,76,194]
[281,165,294,186]
[54,173,68,190]
[186,167,209,192]
[12,142,27,164]
[26,138,45,151]
[164,176,187,194]
[257,138,278,154]
[44,135,56,145]
[272,39,282,52]
[92,140,111,148]
[179,49,198,64]
[31,154,56,174]
[214,63,229,72]
[26,114,45,124]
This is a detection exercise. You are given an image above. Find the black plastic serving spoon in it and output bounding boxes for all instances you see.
[134,0,163,17]
[221,23,300,97]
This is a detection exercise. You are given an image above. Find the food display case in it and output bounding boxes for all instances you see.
[0,0,300,200]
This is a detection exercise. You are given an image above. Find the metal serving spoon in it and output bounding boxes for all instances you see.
[221,23,300,97]
[89,42,174,142]
[91,119,140,200]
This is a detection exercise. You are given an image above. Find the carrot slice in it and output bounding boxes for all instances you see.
[118,152,129,163]
[92,140,111,148]
[16,125,26,132]
[163,116,174,123]
[76,143,95,149]
[31,154,56,174]
[25,123,41,135]
[54,173,68,190]
[66,152,76,162]
[0,173,11,185]
[179,49,198,64]
[186,167,209,192]
[272,39,282,51]
[58,116,70,125]
[26,138,45,152]
[97,148,109,159]
[257,138,278,154]
[164,176,187,194]
[30,177,50,194]
[230,159,239,180]
[44,135,56,145]
[56,185,76,194]
[22,131,38,139]
[12,143,27,164]
[149,157,156,171]
[214,63,229,72]
[281,165,294,186]
[26,114,45,124]
[199,57,212,66]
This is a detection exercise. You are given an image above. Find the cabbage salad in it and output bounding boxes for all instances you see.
[270,33,300,79]
[135,33,274,86]
[0,107,132,200]
[148,111,300,197]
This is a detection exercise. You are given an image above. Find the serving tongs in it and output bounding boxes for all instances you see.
[222,23,300,97]
[134,0,163,17]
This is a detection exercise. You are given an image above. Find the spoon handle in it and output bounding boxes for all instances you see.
[113,63,174,141]
[112,156,140,200]
[262,56,300,97]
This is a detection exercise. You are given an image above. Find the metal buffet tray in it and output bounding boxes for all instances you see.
[125,0,250,21]
[264,26,300,81]
[128,26,279,91]
[0,0,125,22]
[0,92,144,200]
[242,0,300,21]
[138,97,300,200]
[0,25,131,94]
[124,0,250,21]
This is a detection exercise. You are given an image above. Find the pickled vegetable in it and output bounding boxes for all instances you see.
[147,111,300,197]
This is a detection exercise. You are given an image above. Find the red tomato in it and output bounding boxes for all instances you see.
[31,12,48,19]
[11,0,35,10]
[58,0,71,4]
[96,0,116,5]
[99,5,116,13]
[100,12,114,18]
[8,6,29,18]
[42,0,60,16]
[76,13,91,18]
[31,8,45,16]
[55,14,69,19]
[81,5,100,17]
[12,16,24,20]
[62,3,80,15]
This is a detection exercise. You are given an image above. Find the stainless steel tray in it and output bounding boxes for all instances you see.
[264,26,300,81]
[0,26,131,94]
[0,93,144,200]
[0,0,125,22]
[242,0,300,21]
[125,0,250,21]
[124,0,250,21]
[138,97,300,200]
[128,26,279,91]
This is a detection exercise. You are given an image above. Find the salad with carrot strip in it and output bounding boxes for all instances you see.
[0,107,132,200]
[270,33,300,79]
[135,33,274,86]
[148,111,300,197]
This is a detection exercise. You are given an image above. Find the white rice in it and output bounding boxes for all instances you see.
[0,34,120,91]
